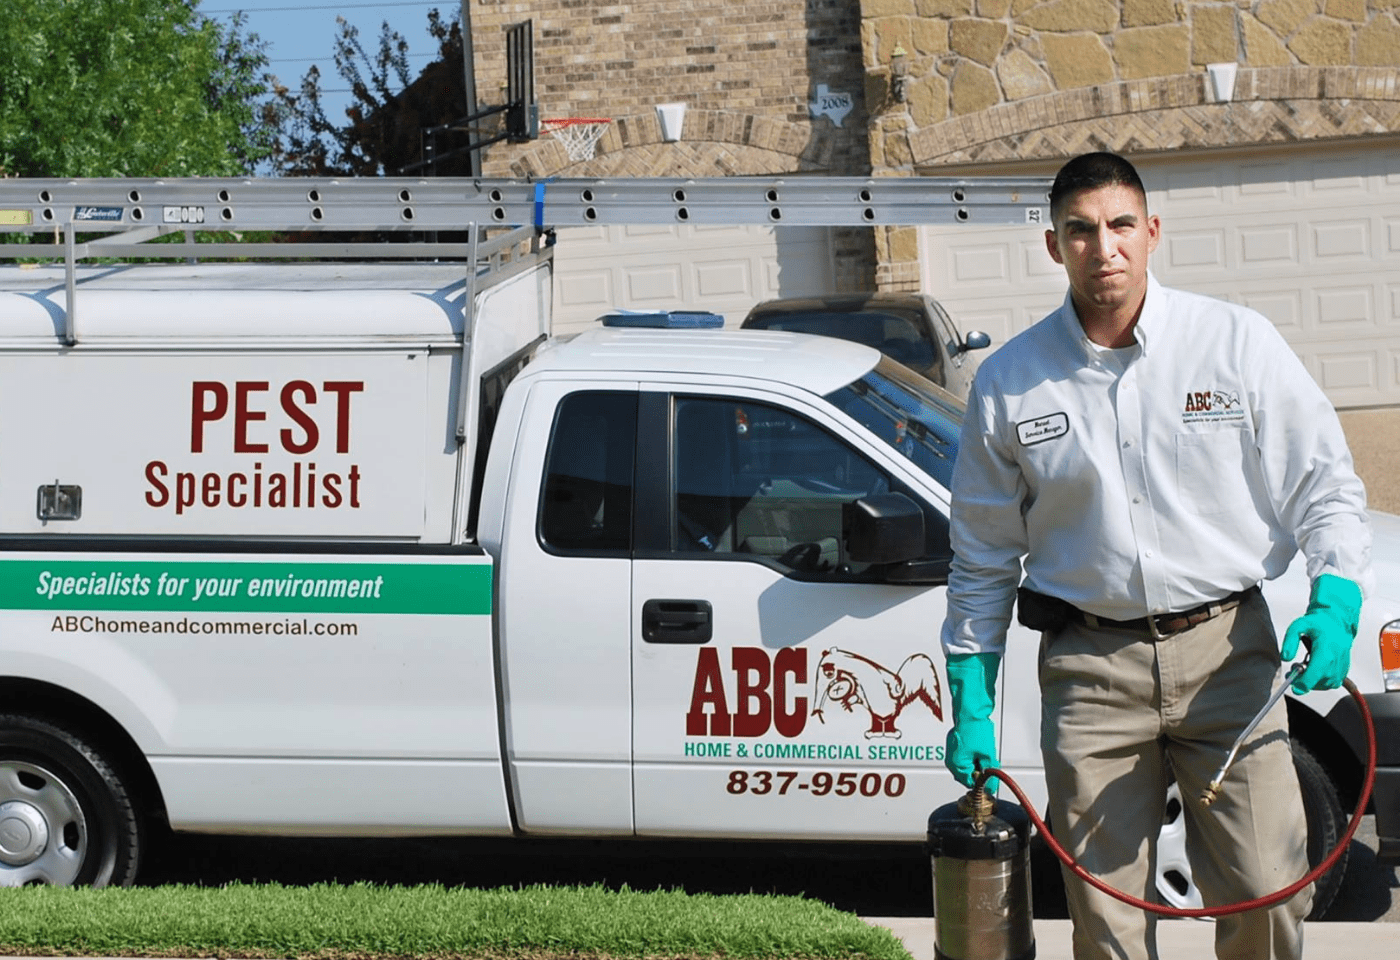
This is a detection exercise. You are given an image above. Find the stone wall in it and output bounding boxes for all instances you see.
[470,1,878,288]
[862,0,1400,289]
[863,0,1400,139]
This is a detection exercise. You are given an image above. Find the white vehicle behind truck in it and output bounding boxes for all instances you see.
[0,178,1396,920]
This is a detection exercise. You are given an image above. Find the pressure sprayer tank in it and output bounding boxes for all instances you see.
[927,791,1036,960]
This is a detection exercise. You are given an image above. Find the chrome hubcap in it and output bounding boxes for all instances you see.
[0,800,50,866]
[0,761,86,885]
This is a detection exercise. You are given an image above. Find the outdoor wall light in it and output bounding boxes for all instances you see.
[890,44,910,103]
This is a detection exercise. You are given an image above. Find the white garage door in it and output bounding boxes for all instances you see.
[550,223,837,335]
[921,142,1400,409]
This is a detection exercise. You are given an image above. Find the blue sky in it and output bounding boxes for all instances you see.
[200,0,452,126]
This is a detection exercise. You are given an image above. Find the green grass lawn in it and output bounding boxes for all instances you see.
[0,883,912,960]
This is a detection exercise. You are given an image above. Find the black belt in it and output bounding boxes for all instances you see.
[1073,586,1260,640]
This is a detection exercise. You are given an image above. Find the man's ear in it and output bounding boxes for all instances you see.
[1145,214,1161,255]
[1044,228,1063,265]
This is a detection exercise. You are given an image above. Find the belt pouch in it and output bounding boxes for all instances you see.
[1016,586,1075,632]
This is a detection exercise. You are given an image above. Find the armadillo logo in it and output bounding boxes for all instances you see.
[812,648,942,739]
[685,645,943,740]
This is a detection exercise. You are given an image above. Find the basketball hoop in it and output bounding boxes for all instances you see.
[541,118,612,162]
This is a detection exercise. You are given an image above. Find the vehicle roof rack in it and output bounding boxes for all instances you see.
[0,175,1051,241]
[0,175,1052,346]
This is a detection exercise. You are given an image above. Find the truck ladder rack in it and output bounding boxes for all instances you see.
[0,175,1051,348]
[0,175,1052,237]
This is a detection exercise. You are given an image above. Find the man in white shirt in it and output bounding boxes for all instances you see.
[940,152,1371,960]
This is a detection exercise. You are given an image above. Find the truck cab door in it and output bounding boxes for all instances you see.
[496,381,639,834]
[630,388,965,842]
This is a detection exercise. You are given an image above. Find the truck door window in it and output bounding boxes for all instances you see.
[673,396,936,577]
[826,359,961,492]
[927,299,962,365]
[540,392,637,554]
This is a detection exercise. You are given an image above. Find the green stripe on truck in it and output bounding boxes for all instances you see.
[5,558,492,615]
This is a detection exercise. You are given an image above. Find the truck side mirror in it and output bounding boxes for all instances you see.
[844,493,924,564]
[844,493,952,585]
[960,331,991,353]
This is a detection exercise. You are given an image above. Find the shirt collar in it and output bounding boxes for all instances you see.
[1133,273,1165,356]
[1059,271,1163,361]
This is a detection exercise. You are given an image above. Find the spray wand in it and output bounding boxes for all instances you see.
[1200,660,1305,807]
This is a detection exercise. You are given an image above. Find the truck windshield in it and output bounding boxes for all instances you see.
[824,356,963,490]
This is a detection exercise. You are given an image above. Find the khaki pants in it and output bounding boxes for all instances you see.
[1038,590,1311,960]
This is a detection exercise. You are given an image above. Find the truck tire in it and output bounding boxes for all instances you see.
[0,715,142,887]
[1153,739,1349,920]
[1293,740,1347,921]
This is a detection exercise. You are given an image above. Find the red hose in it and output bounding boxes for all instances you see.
[975,677,1377,918]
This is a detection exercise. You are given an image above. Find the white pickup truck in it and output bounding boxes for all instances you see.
[0,207,1395,921]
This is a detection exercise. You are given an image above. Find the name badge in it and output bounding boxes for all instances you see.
[1017,413,1069,446]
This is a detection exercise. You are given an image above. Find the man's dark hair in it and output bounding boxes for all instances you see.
[1049,152,1148,223]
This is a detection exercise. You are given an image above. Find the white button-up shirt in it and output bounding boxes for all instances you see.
[942,274,1373,657]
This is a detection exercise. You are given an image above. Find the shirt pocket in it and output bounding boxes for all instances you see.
[1174,429,1247,516]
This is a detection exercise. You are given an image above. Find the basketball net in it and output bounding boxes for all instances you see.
[541,118,611,162]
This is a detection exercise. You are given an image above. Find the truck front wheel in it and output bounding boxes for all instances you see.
[1292,740,1348,920]
[0,715,141,887]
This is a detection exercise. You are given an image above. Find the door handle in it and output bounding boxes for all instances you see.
[642,599,712,644]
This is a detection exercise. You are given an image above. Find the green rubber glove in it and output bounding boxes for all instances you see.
[1282,573,1362,693]
[944,651,1001,791]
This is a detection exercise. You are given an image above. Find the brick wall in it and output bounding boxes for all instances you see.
[472,1,871,178]
[470,2,877,288]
